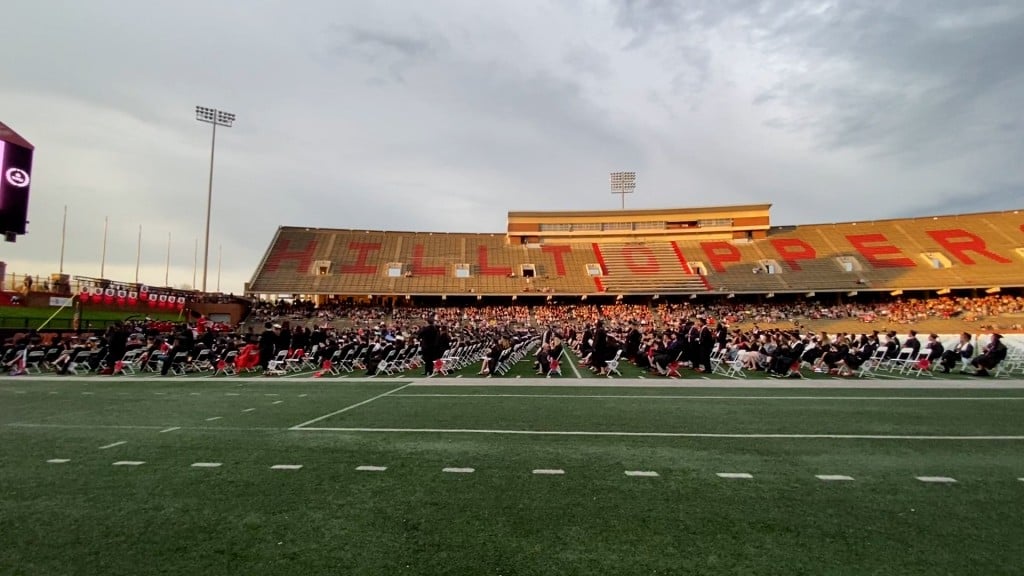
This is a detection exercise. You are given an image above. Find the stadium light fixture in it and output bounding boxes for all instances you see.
[609,171,636,210]
[195,105,236,293]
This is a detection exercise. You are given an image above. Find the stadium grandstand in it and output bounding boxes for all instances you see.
[246,204,1024,299]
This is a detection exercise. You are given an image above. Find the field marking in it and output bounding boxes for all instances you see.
[271,464,302,470]
[1019,478,1024,482]
[568,358,582,379]
[112,461,145,466]
[98,441,127,450]
[298,394,308,398]
[47,459,70,464]
[191,462,223,468]
[205,416,222,422]
[390,393,1024,401]
[9,374,1024,386]
[189,392,201,396]
[289,383,413,430]
[264,393,279,397]
[816,475,855,481]
[406,379,1024,389]
[356,465,387,472]
[153,392,167,396]
[242,408,256,413]
[442,467,475,473]
[225,393,240,396]
[159,427,181,433]
[533,469,565,475]
[81,392,94,395]
[7,423,281,432]
[625,470,659,477]
[916,476,957,483]
[272,400,284,405]
[717,472,754,479]
[292,427,1024,441]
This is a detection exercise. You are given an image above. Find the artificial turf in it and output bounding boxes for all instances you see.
[2,376,1023,575]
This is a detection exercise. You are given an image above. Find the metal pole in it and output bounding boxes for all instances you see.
[59,205,67,275]
[202,121,217,293]
[100,216,108,278]
[165,231,171,287]
[217,244,222,292]
[135,225,142,283]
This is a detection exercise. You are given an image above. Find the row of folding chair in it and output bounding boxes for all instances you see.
[433,343,486,376]
[494,338,540,376]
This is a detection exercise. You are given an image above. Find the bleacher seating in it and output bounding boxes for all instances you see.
[248,209,1024,296]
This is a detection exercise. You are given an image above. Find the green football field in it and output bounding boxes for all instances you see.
[2,372,1024,575]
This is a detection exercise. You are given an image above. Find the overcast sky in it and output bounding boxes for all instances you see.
[2,0,1022,294]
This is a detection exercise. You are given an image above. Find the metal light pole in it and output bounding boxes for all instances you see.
[610,171,637,209]
[100,216,108,278]
[59,205,67,275]
[165,231,171,287]
[135,225,142,283]
[195,106,235,294]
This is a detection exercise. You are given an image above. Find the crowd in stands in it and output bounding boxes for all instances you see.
[3,294,1020,379]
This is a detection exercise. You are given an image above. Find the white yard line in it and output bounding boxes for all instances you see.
[717,472,754,479]
[916,476,957,483]
[355,465,387,472]
[291,427,1024,440]
[205,416,222,422]
[159,427,181,433]
[406,379,1024,389]
[442,467,475,473]
[624,470,659,477]
[567,352,583,379]
[46,459,70,464]
[271,464,303,470]
[112,461,145,466]
[98,441,127,450]
[288,383,413,430]
[191,462,222,468]
[816,475,855,481]
[389,393,1024,401]
[532,469,565,475]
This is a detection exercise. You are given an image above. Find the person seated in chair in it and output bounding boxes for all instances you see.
[938,332,973,374]
[924,334,945,364]
[969,334,1008,377]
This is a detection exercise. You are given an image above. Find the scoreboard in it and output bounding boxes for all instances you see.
[0,121,34,241]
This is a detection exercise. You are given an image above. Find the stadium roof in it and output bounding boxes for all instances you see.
[507,204,772,219]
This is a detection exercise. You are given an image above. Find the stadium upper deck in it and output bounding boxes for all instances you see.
[246,205,1024,297]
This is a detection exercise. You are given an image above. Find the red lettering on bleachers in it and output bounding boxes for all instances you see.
[622,245,660,274]
[410,244,445,275]
[264,239,317,273]
[341,242,381,274]
[477,246,512,276]
[927,229,1012,265]
[700,242,741,273]
[669,242,693,274]
[769,238,817,271]
[591,244,608,275]
[845,234,915,268]
[541,245,571,276]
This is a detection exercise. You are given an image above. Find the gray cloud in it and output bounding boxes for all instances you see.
[0,0,1021,293]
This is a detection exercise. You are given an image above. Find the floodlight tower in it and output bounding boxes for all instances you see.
[195,106,235,293]
[610,171,636,209]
